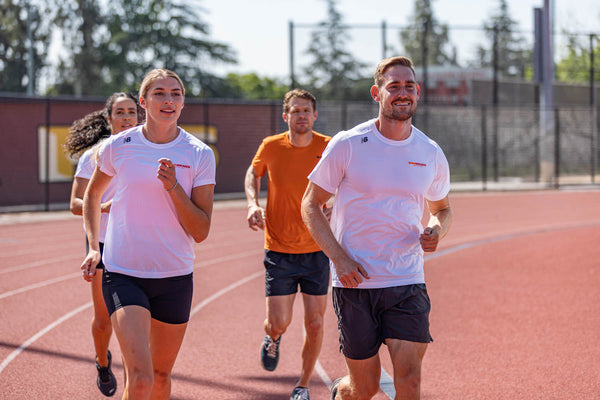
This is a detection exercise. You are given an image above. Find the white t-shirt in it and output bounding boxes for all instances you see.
[74,144,116,243]
[308,119,450,289]
[97,126,216,278]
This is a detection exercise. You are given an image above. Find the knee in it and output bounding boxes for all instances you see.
[265,317,289,337]
[153,369,171,391]
[304,317,324,337]
[91,315,111,335]
[394,367,421,394]
[127,370,153,398]
[343,376,380,400]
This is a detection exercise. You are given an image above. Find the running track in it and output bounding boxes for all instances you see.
[1,190,599,399]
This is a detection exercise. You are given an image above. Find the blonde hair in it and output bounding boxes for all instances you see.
[139,69,185,99]
[373,56,416,87]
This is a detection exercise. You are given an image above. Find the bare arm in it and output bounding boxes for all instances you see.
[301,182,369,288]
[244,165,265,231]
[81,166,112,280]
[70,177,111,216]
[420,195,453,252]
[157,158,213,243]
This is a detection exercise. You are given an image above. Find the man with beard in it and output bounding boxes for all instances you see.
[245,89,331,400]
[301,56,453,400]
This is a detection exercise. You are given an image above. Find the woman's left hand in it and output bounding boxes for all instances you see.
[157,158,178,192]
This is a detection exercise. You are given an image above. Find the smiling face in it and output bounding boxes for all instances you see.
[139,77,185,124]
[107,97,138,134]
[371,64,420,122]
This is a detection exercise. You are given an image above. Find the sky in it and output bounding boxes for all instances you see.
[199,0,600,81]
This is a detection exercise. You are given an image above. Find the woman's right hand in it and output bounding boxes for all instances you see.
[81,250,101,282]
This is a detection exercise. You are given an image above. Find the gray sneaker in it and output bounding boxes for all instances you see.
[290,386,310,400]
[330,377,342,400]
[260,335,281,371]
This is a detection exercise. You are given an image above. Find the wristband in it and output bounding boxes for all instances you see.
[166,180,178,192]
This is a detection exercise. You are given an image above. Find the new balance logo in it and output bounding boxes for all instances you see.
[123,137,131,143]
[361,137,368,143]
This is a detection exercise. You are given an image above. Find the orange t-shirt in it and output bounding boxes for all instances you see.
[252,131,331,253]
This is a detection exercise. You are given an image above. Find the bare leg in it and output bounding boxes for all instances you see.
[91,270,111,366]
[385,339,427,400]
[148,319,188,400]
[264,294,296,339]
[297,293,327,387]
[334,354,381,400]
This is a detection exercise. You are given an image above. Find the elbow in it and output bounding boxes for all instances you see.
[192,228,210,243]
[70,203,82,216]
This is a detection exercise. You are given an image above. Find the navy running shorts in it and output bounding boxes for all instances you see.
[264,250,330,297]
[102,270,193,324]
[332,284,433,360]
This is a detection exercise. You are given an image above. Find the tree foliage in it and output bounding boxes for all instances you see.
[301,0,367,100]
[0,0,52,93]
[399,0,457,67]
[223,73,289,100]
[473,0,531,78]
[43,0,236,96]
[555,34,599,84]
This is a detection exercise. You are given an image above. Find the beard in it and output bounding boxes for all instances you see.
[381,102,417,121]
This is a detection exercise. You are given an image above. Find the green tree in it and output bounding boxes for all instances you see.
[473,0,531,78]
[301,0,367,100]
[555,33,599,84]
[400,0,457,66]
[223,73,289,100]
[47,0,236,96]
[0,0,52,93]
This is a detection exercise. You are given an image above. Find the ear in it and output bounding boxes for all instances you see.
[370,85,379,102]
[313,110,318,121]
[282,112,289,124]
[139,95,147,109]
[416,83,422,99]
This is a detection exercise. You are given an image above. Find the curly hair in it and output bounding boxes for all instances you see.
[64,92,138,157]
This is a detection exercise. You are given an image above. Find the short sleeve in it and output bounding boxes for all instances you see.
[425,147,450,201]
[97,138,116,177]
[193,146,216,188]
[307,133,350,194]
[251,140,268,178]
[74,148,95,179]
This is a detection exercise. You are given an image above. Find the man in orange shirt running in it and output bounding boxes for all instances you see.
[245,89,331,400]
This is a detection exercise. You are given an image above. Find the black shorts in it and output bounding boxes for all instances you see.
[85,239,106,270]
[264,250,330,297]
[102,270,193,324]
[332,284,432,360]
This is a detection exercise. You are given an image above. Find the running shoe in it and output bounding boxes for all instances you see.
[290,386,310,400]
[330,377,343,400]
[96,350,117,397]
[260,335,281,371]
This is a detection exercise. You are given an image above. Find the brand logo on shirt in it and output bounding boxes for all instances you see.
[316,155,321,159]
[174,163,191,169]
[361,137,368,143]
[123,137,131,143]
[408,161,427,167]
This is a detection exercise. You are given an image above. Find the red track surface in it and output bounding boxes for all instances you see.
[1,190,599,399]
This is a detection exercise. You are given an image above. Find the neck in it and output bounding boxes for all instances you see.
[142,121,179,144]
[288,130,313,147]
[374,117,412,141]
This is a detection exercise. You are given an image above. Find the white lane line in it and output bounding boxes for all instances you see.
[0,302,92,374]
[190,270,263,317]
[375,220,600,399]
[0,254,81,275]
[0,272,80,300]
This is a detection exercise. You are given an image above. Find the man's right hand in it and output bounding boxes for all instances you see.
[334,256,370,288]
[247,205,266,231]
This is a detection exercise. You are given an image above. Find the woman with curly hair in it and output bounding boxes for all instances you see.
[65,92,139,397]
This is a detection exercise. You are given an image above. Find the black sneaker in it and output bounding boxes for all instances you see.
[260,335,281,371]
[96,350,117,397]
[290,386,310,400]
[330,377,342,400]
